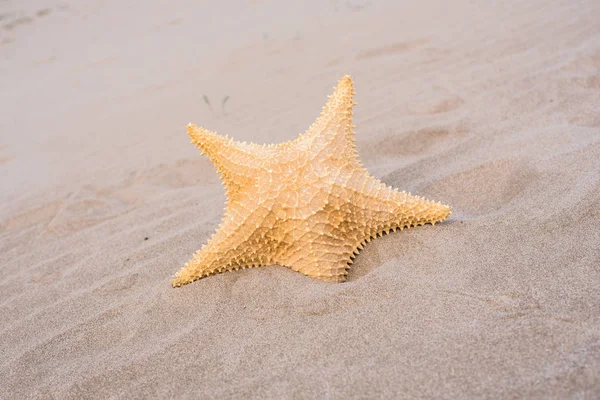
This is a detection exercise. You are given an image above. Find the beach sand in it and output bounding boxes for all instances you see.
[1,0,599,398]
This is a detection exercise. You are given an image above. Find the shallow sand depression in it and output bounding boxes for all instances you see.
[1,0,599,398]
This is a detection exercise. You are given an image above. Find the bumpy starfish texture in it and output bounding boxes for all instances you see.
[172,75,451,287]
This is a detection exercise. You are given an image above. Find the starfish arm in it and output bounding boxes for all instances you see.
[187,124,269,201]
[353,175,452,240]
[171,217,276,287]
[292,75,361,166]
[276,224,356,283]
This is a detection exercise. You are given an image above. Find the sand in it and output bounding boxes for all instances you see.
[1,0,599,398]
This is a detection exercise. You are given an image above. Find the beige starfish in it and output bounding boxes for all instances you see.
[171,75,451,287]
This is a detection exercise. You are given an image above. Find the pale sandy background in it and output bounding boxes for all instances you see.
[1,0,599,398]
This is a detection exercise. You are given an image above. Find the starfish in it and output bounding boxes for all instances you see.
[171,75,451,287]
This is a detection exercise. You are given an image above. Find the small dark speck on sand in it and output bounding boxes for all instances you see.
[36,9,52,17]
[144,237,149,241]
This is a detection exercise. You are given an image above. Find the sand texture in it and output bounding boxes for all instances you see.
[1,0,599,398]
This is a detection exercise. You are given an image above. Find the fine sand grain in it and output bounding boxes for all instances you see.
[1,0,599,398]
